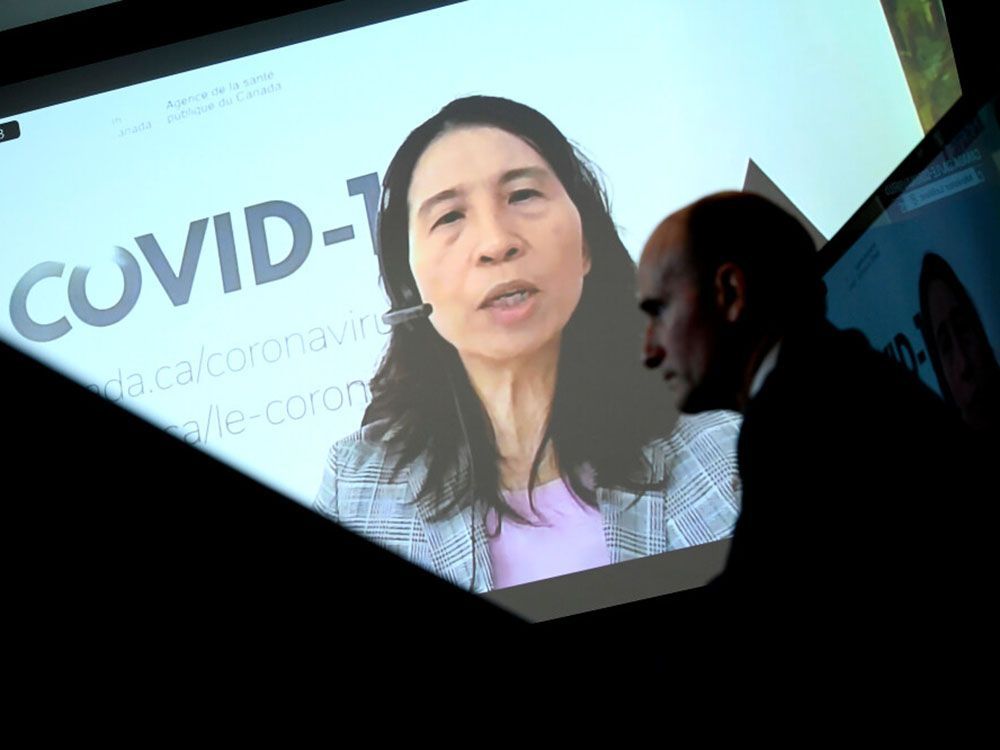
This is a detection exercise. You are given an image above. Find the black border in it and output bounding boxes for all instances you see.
[0,1,462,111]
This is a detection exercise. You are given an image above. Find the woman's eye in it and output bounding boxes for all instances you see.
[432,210,463,229]
[509,188,541,203]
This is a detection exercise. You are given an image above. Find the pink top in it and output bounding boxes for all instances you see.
[487,477,612,589]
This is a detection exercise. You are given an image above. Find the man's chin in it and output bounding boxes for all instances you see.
[678,398,706,415]
[679,385,731,414]
[676,390,705,415]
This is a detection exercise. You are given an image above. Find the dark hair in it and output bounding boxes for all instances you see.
[918,252,992,410]
[364,95,668,522]
[684,192,827,332]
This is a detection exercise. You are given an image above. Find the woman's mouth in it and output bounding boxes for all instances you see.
[479,280,539,309]
[484,289,534,308]
[479,280,540,324]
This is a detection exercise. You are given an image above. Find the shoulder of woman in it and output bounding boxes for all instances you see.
[327,418,419,477]
[317,420,426,526]
[631,411,742,504]
[643,410,743,467]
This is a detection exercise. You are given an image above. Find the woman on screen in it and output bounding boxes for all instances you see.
[314,96,740,592]
[918,252,999,436]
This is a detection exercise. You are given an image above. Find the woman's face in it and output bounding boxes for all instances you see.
[927,278,991,414]
[406,126,589,364]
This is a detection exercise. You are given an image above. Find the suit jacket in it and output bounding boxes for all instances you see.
[715,321,981,616]
[314,410,742,592]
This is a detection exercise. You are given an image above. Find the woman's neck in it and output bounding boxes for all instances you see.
[460,339,561,490]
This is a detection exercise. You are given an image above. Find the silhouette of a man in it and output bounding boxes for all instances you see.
[637,192,979,644]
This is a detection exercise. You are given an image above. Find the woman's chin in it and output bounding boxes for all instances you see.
[461,329,562,367]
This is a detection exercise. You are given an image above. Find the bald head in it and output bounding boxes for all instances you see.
[637,207,693,314]
[638,191,827,413]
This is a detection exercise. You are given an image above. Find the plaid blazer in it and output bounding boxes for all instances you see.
[314,410,742,592]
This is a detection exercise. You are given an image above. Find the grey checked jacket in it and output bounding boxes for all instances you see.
[314,410,742,592]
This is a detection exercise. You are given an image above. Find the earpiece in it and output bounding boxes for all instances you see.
[382,302,433,327]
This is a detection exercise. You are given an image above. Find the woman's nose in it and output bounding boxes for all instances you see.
[475,212,522,265]
[954,340,972,380]
[479,246,521,264]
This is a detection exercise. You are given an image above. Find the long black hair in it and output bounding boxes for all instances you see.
[364,95,671,522]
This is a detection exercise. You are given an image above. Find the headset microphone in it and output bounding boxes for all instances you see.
[381,302,433,327]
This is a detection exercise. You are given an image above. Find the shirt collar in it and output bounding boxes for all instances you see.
[749,340,782,399]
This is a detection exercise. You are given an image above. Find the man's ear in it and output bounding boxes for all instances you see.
[714,261,746,324]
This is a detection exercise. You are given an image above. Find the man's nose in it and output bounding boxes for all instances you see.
[643,323,665,368]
